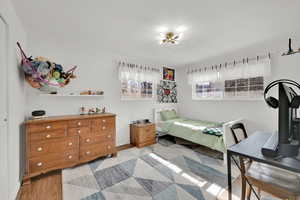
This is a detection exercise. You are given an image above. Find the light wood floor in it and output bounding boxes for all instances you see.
[17,170,62,200]
[17,144,133,200]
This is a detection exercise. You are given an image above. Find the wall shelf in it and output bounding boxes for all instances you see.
[39,94,104,97]
[282,50,300,56]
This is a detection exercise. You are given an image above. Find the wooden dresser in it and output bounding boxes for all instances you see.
[24,113,116,183]
[130,123,156,148]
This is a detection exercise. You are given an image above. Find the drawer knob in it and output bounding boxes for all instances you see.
[68,155,73,159]
[102,119,106,123]
[107,145,111,149]
[78,122,82,126]
[86,138,91,143]
[37,147,43,152]
[68,142,73,146]
[46,134,51,138]
[102,126,106,130]
[77,129,81,134]
[107,135,111,138]
[37,162,43,167]
[86,151,91,155]
[46,125,51,129]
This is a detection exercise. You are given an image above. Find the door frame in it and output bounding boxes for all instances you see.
[0,14,10,200]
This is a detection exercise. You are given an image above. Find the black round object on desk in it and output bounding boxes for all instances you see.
[32,110,46,117]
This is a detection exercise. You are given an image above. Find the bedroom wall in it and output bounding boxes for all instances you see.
[176,36,300,135]
[25,41,177,146]
[0,0,26,199]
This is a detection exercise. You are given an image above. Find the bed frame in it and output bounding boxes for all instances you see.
[153,107,245,165]
[153,106,178,132]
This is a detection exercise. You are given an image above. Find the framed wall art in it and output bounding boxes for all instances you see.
[157,80,177,103]
[163,67,175,81]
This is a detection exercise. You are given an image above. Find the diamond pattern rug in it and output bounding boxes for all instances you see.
[63,139,239,200]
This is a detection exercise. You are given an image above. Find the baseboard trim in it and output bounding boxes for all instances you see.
[116,144,134,151]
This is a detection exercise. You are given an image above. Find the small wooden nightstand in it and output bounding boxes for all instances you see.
[130,123,156,148]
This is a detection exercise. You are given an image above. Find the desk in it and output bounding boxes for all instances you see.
[227,132,300,200]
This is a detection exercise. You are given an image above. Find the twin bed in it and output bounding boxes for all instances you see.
[154,107,244,160]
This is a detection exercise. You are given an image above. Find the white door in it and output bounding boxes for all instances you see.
[0,16,9,200]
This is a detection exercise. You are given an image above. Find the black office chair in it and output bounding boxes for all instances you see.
[230,122,248,144]
[230,122,300,200]
[230,122,250,200]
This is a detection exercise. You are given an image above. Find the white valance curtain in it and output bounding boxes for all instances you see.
[187,57,271,85]
[118,62,161,83]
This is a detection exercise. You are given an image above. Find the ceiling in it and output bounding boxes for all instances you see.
[11,0,300,66]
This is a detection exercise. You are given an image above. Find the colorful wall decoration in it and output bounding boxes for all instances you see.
[157,80,177,103]
[163,67,175,81]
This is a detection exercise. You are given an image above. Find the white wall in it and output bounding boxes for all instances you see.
[0,0,26,199]
[25,43,177,146]
[177,37,300,134]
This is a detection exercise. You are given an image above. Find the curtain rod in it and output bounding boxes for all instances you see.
[118,61,160,72]
[187,52,271,73]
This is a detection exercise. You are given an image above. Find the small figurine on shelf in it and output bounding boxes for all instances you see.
[88,108,95,115]
[102,107,106,114]
[95,107,101,113]
[79,106,86,115]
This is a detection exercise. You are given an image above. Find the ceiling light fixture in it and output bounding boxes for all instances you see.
[160,32,180,44]
[157,26,187,45]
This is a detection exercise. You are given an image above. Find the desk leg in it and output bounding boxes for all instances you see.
[227,150,232,200]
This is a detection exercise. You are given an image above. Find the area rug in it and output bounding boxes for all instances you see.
[62,139,239,200]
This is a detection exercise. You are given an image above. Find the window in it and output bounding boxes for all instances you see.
[188,57,270,100]
[224,76,264,98]
[192,76,265,100]
[193,82,223,99]
[121,80,154,100]
[118,62,160,100]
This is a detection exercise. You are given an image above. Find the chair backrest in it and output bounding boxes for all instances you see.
[230,123,248,145]
[230,123,249,174]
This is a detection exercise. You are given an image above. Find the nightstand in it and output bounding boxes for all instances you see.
[130,123,156,148]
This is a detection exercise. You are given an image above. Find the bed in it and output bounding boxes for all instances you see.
[154,107,245,161]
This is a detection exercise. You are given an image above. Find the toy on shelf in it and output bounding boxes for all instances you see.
[79,90,104,96]
[17,42,77,93]
[79,106,106,115]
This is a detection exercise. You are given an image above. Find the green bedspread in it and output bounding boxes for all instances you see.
[161,118,225,153]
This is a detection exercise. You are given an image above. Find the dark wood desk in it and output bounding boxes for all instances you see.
[227,132,300,200]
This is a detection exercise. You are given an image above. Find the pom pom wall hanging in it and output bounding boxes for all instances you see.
[17,42,77,93]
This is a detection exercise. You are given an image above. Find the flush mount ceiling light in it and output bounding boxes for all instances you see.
[161,32,180,44]
[157,26,187,45]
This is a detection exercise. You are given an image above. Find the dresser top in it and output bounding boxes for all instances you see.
[25,113,116,124]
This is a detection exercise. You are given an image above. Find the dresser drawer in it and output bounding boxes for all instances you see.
[29,129,67,142]
[80,143,106,161]
[106,141,116,154]
[92,117,115,126]
[28,122,67,133]
[91,117,115,133]
[92,124,115,135]
[29,136,78,158]
[68,119,90,128]
[68,127,90,136]
[138,131,155,143]
[80,142,114,161]
[137,125,156,142]
[80,133,114,146]
[29,150,78,174]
